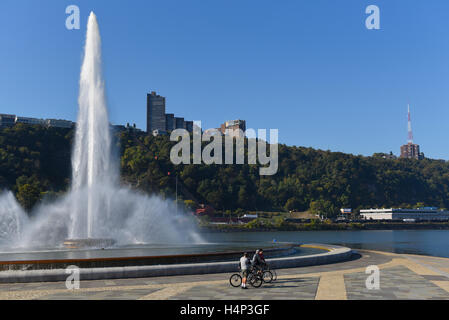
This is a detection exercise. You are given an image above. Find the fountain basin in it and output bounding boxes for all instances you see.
[0,243,353,283]
[0,242,299,271]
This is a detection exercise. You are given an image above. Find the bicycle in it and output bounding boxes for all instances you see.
[253,264,275,283]
[262,269,274,283]
[229,268,263,288]
[264,265,277,282]
[229,273,242,287]
[248,270,263,288]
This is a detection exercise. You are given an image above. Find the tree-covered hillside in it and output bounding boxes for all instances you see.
[2,124,449,216]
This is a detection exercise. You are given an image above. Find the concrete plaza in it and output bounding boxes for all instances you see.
[1,249,449,300]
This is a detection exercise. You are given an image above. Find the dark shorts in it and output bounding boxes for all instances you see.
[242,270,249,277]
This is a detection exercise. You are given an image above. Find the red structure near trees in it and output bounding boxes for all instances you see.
[195,204,215,216]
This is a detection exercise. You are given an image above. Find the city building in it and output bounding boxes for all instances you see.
[400,143,424,160]
[146,91,193,134]
[185,121,193,133]
[15,116,46,126]
[400,105,424,160]
[336,208,352,221]
[1,114,74,129]
[165,113,175,131]
[45,119,74,128]
[218,119,246,137]
[360,208,449,221]
[147,91,166,133]
[0,114,16,128]
[175,117,185,129]
[111,124,126,132]
[2,114,149,133]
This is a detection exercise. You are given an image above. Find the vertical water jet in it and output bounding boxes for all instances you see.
[71,12,115,239]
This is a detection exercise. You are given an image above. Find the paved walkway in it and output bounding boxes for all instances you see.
[1,250,449,300]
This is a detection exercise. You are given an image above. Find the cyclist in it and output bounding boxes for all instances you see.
[258,248,267,266]
[239,252,250,289]
[252,249,267,274]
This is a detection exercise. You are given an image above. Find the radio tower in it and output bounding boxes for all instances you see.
[407,104,413,144]
[400,104,423,159]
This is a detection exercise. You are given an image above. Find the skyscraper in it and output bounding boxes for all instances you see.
[165,113,175,131]
[146,91,194,134]
[146,91,166,133]
[174,117,185,129]
[185,120,193,133]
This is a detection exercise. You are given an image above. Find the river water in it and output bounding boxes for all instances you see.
[201,230,449,258]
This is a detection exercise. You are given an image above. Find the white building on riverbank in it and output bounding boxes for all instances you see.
[360,208,449,221]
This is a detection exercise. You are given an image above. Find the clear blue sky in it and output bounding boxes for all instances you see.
[1,0,449,159]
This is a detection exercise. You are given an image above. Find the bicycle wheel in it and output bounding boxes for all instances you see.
[271,269,277,281]
[248,273,263,288]
[229,274,242,287]
[263,270,273,283]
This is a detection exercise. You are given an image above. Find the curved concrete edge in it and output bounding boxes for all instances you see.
[0,243,352,283]
[0,245,298,271]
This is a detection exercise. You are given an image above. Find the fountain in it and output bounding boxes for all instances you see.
[65,11,118,247]
[0,12,201,250]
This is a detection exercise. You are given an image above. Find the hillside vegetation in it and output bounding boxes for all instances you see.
[1,124,449,216]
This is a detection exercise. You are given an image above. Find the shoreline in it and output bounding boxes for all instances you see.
[199,221,449,232]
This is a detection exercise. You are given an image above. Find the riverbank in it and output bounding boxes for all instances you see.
[199,221,449,232]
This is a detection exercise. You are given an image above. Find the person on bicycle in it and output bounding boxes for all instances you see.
[239,252,250,289]
[258,249,266,264]
[252,249,267,273]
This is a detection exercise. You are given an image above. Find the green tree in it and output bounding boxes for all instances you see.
[16,183,42,212]
[309,200,337,218]
[284,197,301,211]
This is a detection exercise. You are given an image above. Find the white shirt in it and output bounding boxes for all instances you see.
[240,256,250,271]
